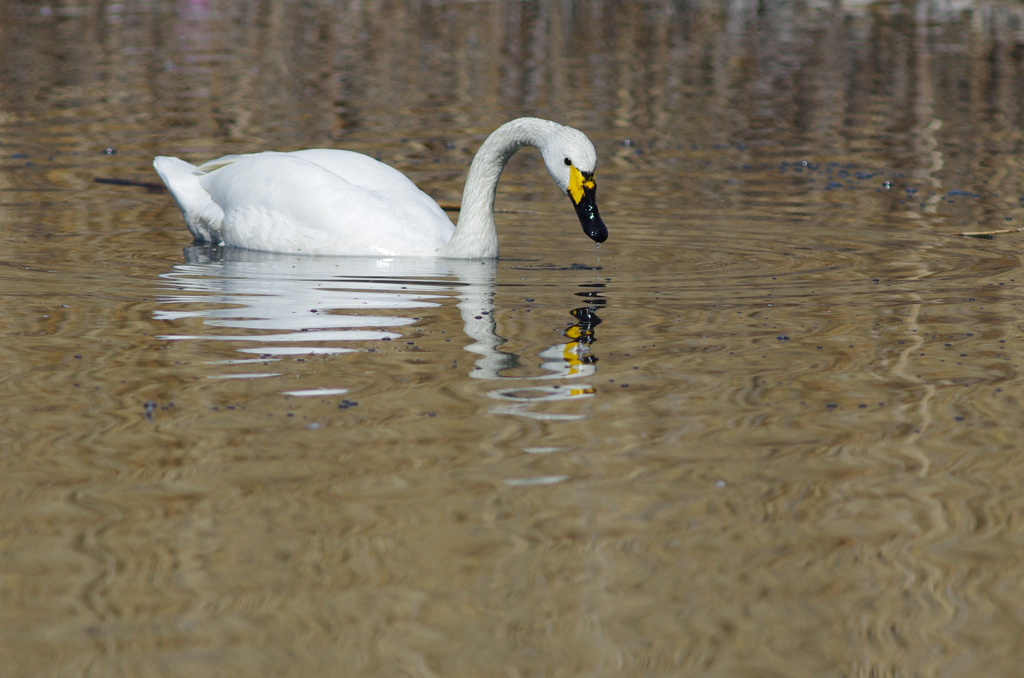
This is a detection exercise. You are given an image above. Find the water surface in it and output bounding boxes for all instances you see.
[2,1,1024,676]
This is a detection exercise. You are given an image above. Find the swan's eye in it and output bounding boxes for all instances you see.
[564,158,572,166]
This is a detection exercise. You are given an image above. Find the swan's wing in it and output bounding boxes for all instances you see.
[194,155,249,174]
[196,149,449,223]
[288,149,408,193]
[288,149,450,224]
[197,153,453,256]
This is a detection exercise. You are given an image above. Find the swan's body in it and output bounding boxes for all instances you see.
[154,118,608,258]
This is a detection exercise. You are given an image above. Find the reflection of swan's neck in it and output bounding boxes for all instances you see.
[441,118,561,259]
[454,261,519,377]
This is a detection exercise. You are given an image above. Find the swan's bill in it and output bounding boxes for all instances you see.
[568,166,608,243]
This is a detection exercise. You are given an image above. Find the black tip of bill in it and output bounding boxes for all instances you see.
[572,181,608,244]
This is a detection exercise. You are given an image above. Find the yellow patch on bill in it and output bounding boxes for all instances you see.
[568,166,596,204]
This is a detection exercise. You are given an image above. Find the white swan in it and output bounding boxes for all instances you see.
[153,117,608,258]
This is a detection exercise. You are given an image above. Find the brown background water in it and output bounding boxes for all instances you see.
[2,0,1024,676]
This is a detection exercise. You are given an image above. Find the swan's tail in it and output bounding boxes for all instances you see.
[153,156,225,243]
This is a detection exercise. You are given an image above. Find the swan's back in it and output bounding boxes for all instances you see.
[156,150,455,257]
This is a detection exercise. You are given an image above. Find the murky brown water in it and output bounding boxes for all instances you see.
[3,0,1024,675]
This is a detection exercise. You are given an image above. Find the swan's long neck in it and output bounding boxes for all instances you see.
[440,118,561,259]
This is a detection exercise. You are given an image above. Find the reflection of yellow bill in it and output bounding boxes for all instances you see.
[568,387,596,396]
[488,385,595,402]
[563,341,587,375]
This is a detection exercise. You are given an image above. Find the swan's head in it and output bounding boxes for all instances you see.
[541,126,608,244]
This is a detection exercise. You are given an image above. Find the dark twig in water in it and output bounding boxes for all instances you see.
[956,226,1024,237]
[95,177,167,192]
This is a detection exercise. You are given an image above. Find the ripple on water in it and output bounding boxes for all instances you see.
[4,1,1024,675]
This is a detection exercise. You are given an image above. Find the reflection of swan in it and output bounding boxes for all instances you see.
[156,246,494,357]
[467,306,601,380]
[153,118,608,258]
[483,306,603,421]
[155,247,604,417]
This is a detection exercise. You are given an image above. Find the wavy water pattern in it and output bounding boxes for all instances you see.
[3,1,1024,677]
